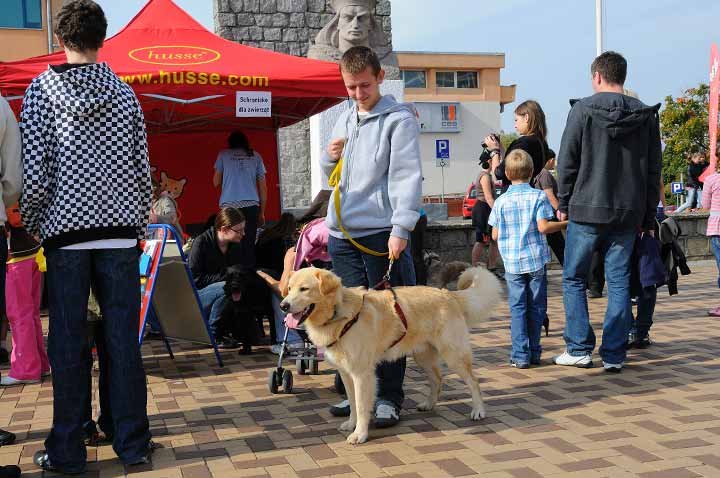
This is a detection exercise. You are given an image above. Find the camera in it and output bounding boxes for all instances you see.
[478,133,500,168]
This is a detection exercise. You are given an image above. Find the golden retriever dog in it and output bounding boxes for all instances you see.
[280,266,501,444]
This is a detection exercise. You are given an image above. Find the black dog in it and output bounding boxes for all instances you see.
[218,265,274,354]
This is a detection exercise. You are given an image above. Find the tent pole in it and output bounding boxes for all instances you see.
[276,122,285,213]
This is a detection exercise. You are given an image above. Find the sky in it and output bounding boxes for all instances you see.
[99,0,720,150]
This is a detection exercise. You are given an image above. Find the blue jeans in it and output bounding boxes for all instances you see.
[328,232,416,409]
[632,285,657,339]
[505,269,547,364]
[198,281,226,339]
[45,248,151,471]
[562,222,635,364]
[675,187,701,213]
[711,236,720,289]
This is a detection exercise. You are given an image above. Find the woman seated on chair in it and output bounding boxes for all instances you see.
[188,207,247,348]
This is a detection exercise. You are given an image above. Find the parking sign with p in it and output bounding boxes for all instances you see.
[436,139,449,167]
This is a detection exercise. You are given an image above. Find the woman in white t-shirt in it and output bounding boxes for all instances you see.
[213,130,267,268]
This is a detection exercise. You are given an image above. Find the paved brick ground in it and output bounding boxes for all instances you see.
[1,261,719,477]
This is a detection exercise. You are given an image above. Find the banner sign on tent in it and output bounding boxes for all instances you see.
[701,43,719,183]
[236,91,272,117]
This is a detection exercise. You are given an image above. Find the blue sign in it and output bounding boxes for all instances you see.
[671,182,684,194]
[435,139,450,159]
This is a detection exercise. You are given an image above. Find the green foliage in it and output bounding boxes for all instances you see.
[500,132,519,150]
[660,83,718,201]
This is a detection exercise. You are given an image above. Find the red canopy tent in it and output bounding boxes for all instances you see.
[0,0,345,224]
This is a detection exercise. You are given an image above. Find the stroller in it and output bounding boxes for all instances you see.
[267,218,334,394]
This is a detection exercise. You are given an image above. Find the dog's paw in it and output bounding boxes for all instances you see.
[346,430,368,445]
[470,404,486,420]
[339,419,356,432]
[416,401,435,412]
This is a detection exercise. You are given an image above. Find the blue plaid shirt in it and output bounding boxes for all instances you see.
[488,183,554,274]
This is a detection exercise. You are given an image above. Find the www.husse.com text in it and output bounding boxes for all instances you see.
[120,70,269,87]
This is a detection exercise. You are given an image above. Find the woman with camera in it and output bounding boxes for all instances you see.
[483,100,550,191]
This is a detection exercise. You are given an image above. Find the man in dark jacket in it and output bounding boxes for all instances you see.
[554,51,662,373]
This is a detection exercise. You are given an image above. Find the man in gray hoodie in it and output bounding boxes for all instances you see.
[555,51,662,373]
[322,46,422,428]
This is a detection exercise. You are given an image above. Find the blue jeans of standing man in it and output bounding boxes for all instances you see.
[505,268,547,364]
[328,232,416,410]
[44,248,151,472]
[198,281,226,339]
[562,221,635,365]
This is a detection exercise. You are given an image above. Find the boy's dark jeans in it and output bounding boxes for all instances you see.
[328,232,416,409]
[45,247,151,471]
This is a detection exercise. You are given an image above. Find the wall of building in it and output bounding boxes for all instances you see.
[0,0,64,61]
[419,101,500,196]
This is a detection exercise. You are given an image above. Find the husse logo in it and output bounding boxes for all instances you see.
[129,45,221,66]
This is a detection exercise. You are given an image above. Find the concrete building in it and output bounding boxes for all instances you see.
[396,51,516,198]
[0,0,63,62]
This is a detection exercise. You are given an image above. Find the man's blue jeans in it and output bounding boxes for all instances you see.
[505,269,547,364]
[328,232,416,409]
[44,247,151,471]
[562,221,635,364]
[198,281,226,339]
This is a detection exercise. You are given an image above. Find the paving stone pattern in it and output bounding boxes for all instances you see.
[1,261,719,477]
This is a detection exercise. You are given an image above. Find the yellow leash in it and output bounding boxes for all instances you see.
[329,159,389,257]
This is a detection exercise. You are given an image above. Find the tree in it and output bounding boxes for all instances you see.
[500,132,519,150]
[660,83,719,201]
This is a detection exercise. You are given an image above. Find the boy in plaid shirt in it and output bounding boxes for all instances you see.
[489,150,567,368]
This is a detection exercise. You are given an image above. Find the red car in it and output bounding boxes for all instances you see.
[462,183,476,219]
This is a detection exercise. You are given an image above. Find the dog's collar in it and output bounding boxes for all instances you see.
[325,295,365,348]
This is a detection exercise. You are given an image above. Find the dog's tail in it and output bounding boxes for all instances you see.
[451,267,502,325]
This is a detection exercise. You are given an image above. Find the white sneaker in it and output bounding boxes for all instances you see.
[270,344,284,355]
[1,376,40,386]
[553,351,594,368]
[602,361,624,373]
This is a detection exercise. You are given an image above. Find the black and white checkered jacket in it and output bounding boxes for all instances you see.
[20,62,152,250]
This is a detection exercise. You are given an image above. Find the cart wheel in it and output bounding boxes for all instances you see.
[268,369,280,394]
[282,369,293,393]
[309,358,319,375]
[334,371,345,395]
[296,358,307,375]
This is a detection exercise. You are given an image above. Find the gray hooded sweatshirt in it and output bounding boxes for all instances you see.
[321,95,422,240]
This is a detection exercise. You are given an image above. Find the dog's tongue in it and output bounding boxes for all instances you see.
[231,291,242,302]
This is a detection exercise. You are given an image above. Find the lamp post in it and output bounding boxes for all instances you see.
[595,0,604,56]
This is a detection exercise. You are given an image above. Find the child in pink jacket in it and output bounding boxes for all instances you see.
[1,204,50,386]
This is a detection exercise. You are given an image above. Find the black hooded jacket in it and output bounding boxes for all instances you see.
[557,92,662,230]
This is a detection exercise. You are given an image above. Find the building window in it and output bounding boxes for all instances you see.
[435,71,479,88]
[436,71,455,88]
[456,71,478,88]
[401,70,426,88]
[0,0,42,29]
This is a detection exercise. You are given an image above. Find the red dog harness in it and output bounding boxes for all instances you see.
[325,259,409,350]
